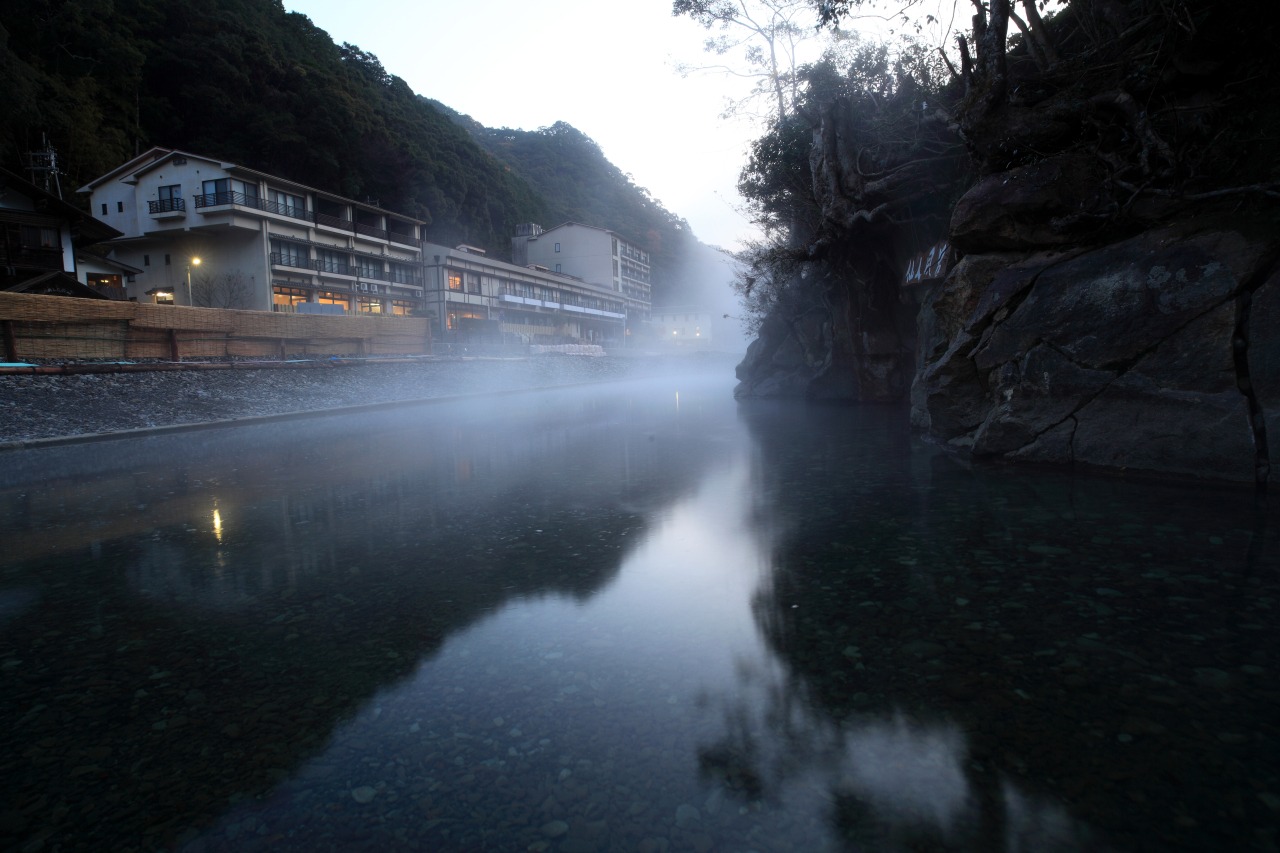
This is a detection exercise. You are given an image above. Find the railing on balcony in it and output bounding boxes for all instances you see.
[270,252,310,269]
[194,191,314,223]
[388,272,424,287]
[315,211,354,231]
[389,231,419,247]
[313,259,356,276]
[355,222,388,240]
[148,197,186,214]
[358,267,389,281]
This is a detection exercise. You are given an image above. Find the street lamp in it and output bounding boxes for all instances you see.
[186,256,202,306]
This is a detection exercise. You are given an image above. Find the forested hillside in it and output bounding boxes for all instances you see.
[428,106,711,305]
[0,0,707,299]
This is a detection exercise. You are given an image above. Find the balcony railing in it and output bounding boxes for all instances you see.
[355,222,388,240]
[316,211,415,245]
[270,252,310,269]
[315,211,353,231]
[358,267,388,281]
[195,191,314,223]
[148,197,186,214]
[314,259,356,276]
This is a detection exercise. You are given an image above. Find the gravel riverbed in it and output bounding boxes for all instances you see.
[0,354,727,445]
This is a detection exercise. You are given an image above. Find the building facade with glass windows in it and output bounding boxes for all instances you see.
[79,148,425,314]
[510,222,652,322]
[423,243,627,346]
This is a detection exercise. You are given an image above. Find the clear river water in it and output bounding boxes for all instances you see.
[1,368,1277,852]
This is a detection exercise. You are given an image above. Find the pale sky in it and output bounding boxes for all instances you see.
[281,0,766,250]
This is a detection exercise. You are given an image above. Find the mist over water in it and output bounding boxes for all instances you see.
[1,372,1276,851]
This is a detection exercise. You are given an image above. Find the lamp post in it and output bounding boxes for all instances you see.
[186,256,202,306]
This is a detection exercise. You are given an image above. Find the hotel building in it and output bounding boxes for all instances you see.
[511,222,652,321]
[423,243,626,345]
[79,148,425,314]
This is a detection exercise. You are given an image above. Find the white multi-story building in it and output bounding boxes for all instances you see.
[79,148,425,314]
[423,243,626,345]
[510,222,651,320]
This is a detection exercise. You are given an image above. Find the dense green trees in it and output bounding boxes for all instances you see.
[437,114,701,305]
[1,0,553,251]
[0,0,701,282]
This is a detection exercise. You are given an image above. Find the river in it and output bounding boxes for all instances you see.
[1,369,1276,851]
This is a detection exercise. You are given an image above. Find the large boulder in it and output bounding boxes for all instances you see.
[913,220,1280,481]
[950,153,1113,253]
[1247,270,1280,480]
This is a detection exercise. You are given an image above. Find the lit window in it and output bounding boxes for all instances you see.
[448,272,463,291]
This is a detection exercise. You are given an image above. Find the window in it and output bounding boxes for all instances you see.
[466,273,480,294]
[164,254,171,266]
[358,258,382,279]
[202,178,230,204]
[389,263,415,284]
[555,264,562,273]
[447,271,463,291]
[101,203,107,215]
[202,179,257,204]
[555,242,561,253]
[87,273,123,290]
[316,248,349,274]
[270,190,306,218]
[19,225,59,249]
[316,290,350,311]
[273,286,309,312]
[117,201,124,213]
[270,239,307,268]
[151,184,184,214]
[144,255,150,266]
[446,308,485,331]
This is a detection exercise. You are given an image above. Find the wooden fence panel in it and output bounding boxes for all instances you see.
[0,292,431,361]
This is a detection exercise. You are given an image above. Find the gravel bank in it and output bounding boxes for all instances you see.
[0,354,730,445]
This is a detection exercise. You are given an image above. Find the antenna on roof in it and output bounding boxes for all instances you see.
[25,135,63,198]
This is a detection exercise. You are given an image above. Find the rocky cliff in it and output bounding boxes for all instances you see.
[733,0,1280,484]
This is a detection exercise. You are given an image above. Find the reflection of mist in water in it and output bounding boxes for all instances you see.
[838,714,971,832]
[697,672,1100,851]
[688,401,1107,851]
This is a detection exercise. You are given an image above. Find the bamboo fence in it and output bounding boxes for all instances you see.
[0,292,431,362]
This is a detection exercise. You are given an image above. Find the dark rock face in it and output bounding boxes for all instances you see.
[914,219,1280,482]
[731,1,1280,484]
[950,154,1114,252]
[734,282,915,402]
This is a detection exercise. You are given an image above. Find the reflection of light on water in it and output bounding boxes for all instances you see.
[212,507,223,544]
